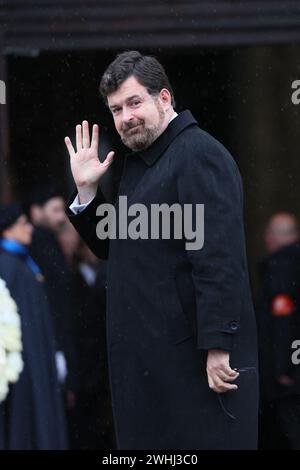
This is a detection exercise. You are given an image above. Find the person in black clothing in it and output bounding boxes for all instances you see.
[72,247,114,449]
[58,220,115,449]
[257,212,300,449]
[93,257,115,449]
[26,187,77,408]
[0,203,68,449]
[65,51,258,449]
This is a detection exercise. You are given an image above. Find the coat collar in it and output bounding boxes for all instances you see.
[125,109,198,167]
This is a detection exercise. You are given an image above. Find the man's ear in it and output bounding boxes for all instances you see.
[159,88,172,110]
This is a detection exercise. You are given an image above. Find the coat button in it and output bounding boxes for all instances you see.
[229,321,239,331]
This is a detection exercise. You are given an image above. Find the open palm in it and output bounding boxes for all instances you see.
[65,120,114,189]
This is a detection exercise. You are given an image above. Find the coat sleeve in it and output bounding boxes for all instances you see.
[66,186,109,260]
[176,132,251,352]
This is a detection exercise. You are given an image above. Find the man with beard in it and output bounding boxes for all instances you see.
[65,50,258,450]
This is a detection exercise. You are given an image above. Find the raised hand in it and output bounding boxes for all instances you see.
[65,120,115,204]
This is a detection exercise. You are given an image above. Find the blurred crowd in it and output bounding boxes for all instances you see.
[257,212,300,449]
[0,187,114,449]
[1,186,300,449]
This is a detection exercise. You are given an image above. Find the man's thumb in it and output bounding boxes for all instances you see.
[103,151,115,165]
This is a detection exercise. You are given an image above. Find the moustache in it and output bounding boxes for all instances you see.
[122,120,144,133]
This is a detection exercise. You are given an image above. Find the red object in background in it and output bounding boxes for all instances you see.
[271,294,295,316]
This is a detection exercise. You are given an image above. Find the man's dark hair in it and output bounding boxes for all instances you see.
[99,50,176,108]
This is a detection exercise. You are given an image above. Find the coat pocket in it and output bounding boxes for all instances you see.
[158,276,194,345]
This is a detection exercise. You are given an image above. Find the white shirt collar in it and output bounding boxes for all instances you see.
[168,111,178,124]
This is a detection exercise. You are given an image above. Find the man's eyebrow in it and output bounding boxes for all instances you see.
[126,94,142,101]
[109,95,143,110]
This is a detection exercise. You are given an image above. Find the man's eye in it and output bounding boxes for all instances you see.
[131,101,141,107]
[112,108,121,114]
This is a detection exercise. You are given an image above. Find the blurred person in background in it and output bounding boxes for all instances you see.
[26,187,77,412]
[57,218,81,269]
[0,203,68,449]
[58,221,114,449]
[257,212,300,449]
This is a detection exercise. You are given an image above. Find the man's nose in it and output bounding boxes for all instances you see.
[122,108,134,123]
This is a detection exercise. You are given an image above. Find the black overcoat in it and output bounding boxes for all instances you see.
[67,110,258,450]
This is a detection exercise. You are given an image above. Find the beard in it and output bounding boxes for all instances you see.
[120,101,166,152]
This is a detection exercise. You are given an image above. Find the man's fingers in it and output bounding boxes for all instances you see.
[220,363,239,377]
[208,370,239,393]
[91,124,99,150]
[64,137,75,157]
[102,151,115,167]
[76,124,83,151]
[209,375,238,393]
[208,375,214,390]
[216,369,239,383]
[82,120,90,148]
[217,382,238,393]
